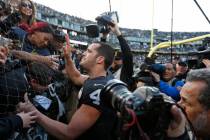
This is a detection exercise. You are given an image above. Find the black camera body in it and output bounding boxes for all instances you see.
[187,38,210,69]
[188,48,210,69]
[133,62,165,87]
[100,79,175,139]
[53,29,66,43]
[86,11,119,38]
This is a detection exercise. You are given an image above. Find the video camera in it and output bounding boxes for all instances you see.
[187,49,210,69]
[132,57,165,87]
[86,11,119,38]
[101,79,175,140]
[187,38,210,69]
[141,57,165,74]
[53,29,66,43]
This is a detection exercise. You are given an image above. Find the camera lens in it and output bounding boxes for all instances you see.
[101,79,144,112]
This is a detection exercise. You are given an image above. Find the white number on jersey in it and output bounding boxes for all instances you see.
[89,89,101,105]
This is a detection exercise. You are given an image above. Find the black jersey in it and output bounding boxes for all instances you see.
[77,76,117,140]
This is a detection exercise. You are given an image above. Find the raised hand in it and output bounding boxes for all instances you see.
[63,34,74,60]
[108,21,121,36]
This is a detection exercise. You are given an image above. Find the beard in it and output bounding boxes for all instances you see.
[113,64,122,71]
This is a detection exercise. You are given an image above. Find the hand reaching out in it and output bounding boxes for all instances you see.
[17,93,37,114]
[17,111,37,128]
[46,55,60,70]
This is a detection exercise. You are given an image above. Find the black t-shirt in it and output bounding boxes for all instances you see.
[77,76,118,140]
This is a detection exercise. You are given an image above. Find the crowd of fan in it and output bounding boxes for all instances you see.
[0,0,210,140]
[15,0,210,55]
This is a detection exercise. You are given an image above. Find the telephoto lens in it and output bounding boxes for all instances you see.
[100,79,175,140]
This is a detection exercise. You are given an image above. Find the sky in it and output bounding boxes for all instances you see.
[32,0,210,32]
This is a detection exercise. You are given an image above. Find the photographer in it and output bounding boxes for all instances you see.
[174,68,210,140]
[101,22,133,90]
[98,78,191,140]
[151,63,184,101]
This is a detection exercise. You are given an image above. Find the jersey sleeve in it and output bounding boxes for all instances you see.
[82,88,104,112]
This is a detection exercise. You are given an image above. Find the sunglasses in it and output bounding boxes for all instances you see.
[21,2,32,9]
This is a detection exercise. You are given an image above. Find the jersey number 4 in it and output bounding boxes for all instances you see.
[89,89,101,105]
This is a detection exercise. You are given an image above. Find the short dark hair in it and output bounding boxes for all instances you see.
[26,62,54,86]
[30,22,54,35]
[94,41,114,70]
[186,68,210,109]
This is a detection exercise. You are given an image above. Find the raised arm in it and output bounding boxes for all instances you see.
[10,50,59,69]
[109,23,133,86]
[63,36,88,86]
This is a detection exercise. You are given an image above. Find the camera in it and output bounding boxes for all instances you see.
[140,57,166,75]
[53,29,66,43]
[86,11,119,38]
[140,63,166,75]
[188,47,210,69]
[100,79,175,139]
[0,12,21,33]
[134,60,165,87]
[186,37,210,69]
